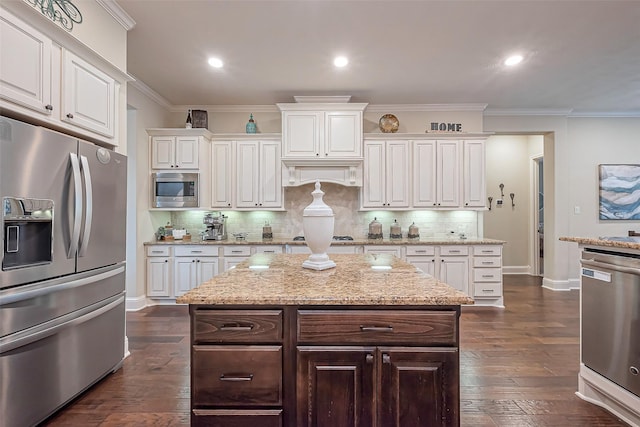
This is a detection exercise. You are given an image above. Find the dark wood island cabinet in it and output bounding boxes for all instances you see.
[178,253,473,427]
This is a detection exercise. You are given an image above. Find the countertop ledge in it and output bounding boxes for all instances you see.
[146,237,505,246]
[176,253,474,306]
[560,236,640,251]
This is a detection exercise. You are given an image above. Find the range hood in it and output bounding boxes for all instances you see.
[281,158,363,187]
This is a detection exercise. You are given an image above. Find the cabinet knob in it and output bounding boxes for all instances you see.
[170,165,175,168]
[382,353,391,364]
[325,153,328,156]
[45,104,53,111]
[192,260,195,262]
[316,153,319,156]
[197,260,201,263]
[227,203,231,207]
[165,260,168,263]
[366,354,374,364]
[66,113,74,119]
[175,165,179,168]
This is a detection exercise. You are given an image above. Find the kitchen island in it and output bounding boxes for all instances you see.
[177,253,473,427]
[560,236,640,427]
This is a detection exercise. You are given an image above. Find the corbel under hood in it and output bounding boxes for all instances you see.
[281,158,363,187]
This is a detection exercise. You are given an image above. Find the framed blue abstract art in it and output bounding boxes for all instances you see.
[599,164,640,220]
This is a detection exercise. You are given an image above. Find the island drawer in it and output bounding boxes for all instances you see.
[192,345,282,407]
[193,310,283,343]
[297,310,457,345]
[192,409,283,427]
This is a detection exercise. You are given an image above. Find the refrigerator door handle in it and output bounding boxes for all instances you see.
[0,294,124,354]
[78,155,93,257]
[68,152,83,258]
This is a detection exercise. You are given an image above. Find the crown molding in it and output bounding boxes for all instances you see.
[484,108,573,116]
[171,105,280,113]
[568,110,640,118]
[366,104,488,113]
[95,0,136,30]
[128,76,173,110]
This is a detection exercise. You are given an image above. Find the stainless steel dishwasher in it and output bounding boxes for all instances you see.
[581,248,640,398]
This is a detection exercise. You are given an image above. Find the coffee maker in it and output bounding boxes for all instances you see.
[203,212,227,240]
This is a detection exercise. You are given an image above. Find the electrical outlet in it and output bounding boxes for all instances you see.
[574,206,581,214]
[497,199,503,206]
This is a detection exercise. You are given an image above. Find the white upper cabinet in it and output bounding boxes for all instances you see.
[413,140,460,208]
[463,140,486,208]
[0,8,52,115]
[62,50,116,138]
[236,139,282,209]
[0,7,129,146]
[211,140,234,208]
[278,103,367,158]
[150,135,202,169]
[362,140,410,209]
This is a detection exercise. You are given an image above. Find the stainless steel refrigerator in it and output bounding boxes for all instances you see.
[0,115,127,426]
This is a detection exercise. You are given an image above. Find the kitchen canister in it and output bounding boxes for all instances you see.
[301,180,336,270]
[368,217,383,239]
[390,219,402,239]
[408,222,420,239]
[262,221,273,240]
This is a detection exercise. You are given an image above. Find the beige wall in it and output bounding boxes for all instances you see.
[126,85,172,306]
[484,135,543,272]
[165,107,485,134]
[484,114,640,290]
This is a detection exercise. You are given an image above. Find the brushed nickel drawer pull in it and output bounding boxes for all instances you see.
[482,289,495,293]
[220,323,254,331]
[360,325,394,332]
[482,274,494,278]
[481,261,494,265]
[191,250,203,253]
[219,374,253,382]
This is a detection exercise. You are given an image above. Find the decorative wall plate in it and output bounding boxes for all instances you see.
[379,114,399,133]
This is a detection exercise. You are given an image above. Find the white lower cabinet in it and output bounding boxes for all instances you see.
[406,245,469,295]
[146,246,172,297]
[173,246,219,298]
[405,244,503,306]
[289,245,362,254]
[222,245,251,272]
[471,245,503,306]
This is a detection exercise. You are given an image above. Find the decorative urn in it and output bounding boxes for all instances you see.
[302,180,336,270]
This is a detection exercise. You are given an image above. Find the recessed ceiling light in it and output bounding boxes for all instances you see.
[334,56,349,68]
[208,57,224,68]
[504,55,523,66]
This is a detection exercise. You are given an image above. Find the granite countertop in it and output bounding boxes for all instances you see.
[176,253,474,306]
[146,236,505,246]
[560,236,640,251]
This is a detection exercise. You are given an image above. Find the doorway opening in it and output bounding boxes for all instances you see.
[533,156,544,276]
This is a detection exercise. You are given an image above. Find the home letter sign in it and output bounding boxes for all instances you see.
[430,122,463,132]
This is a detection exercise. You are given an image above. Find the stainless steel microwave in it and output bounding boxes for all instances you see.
[152,172,199,208]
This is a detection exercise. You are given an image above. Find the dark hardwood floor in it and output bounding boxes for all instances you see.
[43,275,629,426]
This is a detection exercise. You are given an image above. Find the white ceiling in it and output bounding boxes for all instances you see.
[116,0,640,114]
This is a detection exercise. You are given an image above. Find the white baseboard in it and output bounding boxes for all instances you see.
[541,277,574,291]
[502,265,531,274]
[126,295,148,311]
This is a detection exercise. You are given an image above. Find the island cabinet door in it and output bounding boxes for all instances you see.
[297,346,376,427]
[378,347,459,427]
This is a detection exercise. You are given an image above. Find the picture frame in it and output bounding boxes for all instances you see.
[598,164,640,220]
[191,110,208,129]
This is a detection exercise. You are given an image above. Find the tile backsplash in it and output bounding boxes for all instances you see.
[170,183,479,240]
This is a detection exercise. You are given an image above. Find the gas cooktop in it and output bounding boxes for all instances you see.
[292,235,354,241]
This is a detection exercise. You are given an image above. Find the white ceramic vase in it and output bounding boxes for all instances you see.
[302,180,336,270]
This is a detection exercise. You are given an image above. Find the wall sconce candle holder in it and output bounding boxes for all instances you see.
[488,196,493,210]
[510,193,515,207]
